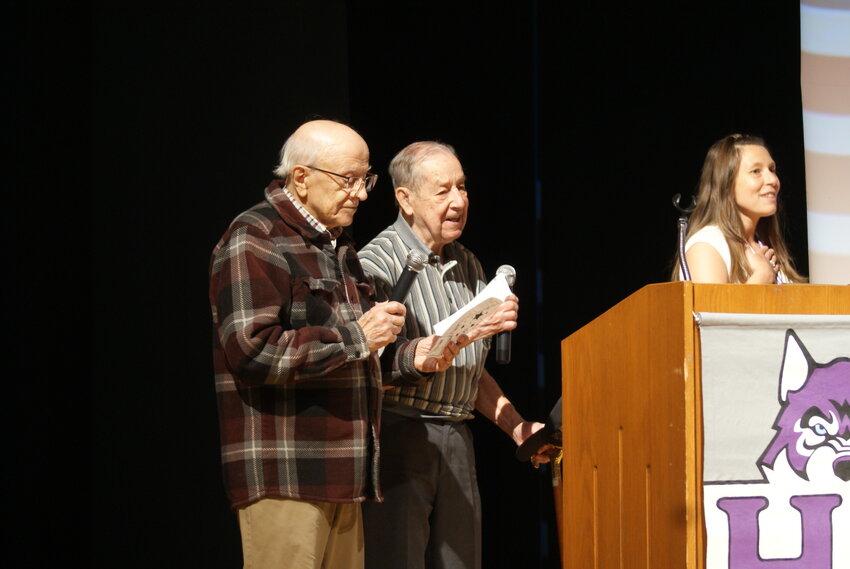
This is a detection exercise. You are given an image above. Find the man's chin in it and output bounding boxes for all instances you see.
[336,212,358,228]
[444,225,464,239]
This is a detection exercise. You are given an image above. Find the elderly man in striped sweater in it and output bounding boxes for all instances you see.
[358,141,547,569]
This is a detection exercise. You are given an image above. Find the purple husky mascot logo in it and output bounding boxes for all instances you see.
[716,330,849,568]
[758,330,850,482]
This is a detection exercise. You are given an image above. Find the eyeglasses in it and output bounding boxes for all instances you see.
[305,165,378,194]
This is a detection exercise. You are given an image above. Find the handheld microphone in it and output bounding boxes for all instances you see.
[494,265,516,365]
[390,250,427,303]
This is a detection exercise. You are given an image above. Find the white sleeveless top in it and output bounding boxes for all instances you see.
[682,225,789,284]
[686,225,732,276]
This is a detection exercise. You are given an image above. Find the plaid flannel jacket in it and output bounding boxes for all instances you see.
[209,181,424,509]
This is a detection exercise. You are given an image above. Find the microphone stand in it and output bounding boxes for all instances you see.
[672,193,696,281]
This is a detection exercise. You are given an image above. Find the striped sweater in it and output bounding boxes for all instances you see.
[358,214,490,418]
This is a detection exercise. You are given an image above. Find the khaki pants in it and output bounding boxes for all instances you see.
[238,497,364,569]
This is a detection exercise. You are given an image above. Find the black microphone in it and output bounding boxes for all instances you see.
[494,265,516,365]
[390,250,427,303]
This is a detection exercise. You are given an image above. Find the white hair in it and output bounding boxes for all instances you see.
[389,141,458,191]
[272,130,326,181]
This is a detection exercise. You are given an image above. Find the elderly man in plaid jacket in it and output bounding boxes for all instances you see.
[209,120,463,569]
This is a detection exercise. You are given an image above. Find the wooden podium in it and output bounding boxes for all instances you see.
[558,282,850,569]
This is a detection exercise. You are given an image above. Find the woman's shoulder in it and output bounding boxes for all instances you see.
[685,224,732,275]
[689,224,723,239]
[687,225,728,250]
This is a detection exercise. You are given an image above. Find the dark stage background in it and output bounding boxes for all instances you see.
[15,1,809,567]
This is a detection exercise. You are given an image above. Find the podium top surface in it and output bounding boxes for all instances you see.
[634,281,847,315]
[564,282,849,346]
[683,281,847,315]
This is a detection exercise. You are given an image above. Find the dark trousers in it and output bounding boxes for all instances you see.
[363,411,482,569]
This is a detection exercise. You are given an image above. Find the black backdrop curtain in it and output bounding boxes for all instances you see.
[14,1,806,567]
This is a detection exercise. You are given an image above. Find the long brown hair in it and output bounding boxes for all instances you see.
[672,134,805,283]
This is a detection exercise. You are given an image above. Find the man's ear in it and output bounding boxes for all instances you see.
[290,165,309,200]
[396,187,414,216]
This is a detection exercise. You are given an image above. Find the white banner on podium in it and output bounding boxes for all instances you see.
[697,313,850,569]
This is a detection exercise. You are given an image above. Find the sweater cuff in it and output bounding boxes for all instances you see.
[398,337,431,382]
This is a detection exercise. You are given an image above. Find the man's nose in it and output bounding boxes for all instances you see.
[354,184,368,201]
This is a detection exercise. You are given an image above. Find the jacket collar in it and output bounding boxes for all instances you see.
[266,179,345,246]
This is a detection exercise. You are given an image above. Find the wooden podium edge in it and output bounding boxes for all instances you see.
[682,281,704,569]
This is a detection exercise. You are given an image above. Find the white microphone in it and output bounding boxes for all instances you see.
[494,265,515,365]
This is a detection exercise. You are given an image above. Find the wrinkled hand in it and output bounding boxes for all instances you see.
[514,421,553,465]
[358,301,406,353]
[466,294,519,342]
[414,334,471,373]
[530,444,559,468]
[745,243,778,284]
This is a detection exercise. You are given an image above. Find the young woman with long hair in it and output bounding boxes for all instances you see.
[672,133,805,284]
